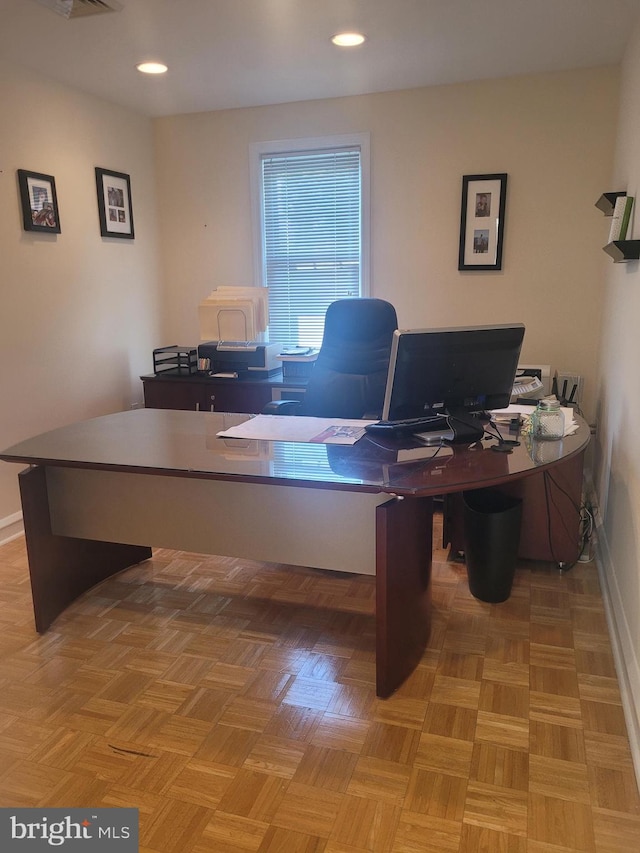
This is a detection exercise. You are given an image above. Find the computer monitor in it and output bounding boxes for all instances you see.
[381,323,525,442]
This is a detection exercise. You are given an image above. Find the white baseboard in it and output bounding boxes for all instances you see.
[0,511,24,546]
[591,502,640,788]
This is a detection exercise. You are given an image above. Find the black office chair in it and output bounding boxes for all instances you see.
[264,298,398,419]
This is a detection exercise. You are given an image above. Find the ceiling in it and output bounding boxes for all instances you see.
[3,0,639,118]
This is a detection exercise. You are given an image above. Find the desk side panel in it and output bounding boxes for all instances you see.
[376,495,433,698]
[19,466,152,633]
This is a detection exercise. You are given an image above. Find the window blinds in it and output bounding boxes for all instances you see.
[261,146,362,347]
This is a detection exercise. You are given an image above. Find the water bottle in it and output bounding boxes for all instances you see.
[530,399,564,441]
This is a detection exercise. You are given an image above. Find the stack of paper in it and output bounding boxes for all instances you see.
[216,415,375,445]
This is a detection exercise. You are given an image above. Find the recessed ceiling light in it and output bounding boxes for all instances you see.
[331,32,366,47]
[136,62,168,75]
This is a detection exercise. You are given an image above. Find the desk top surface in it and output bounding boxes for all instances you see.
[0,408,590,497]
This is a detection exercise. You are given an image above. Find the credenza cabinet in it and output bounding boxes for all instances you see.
[141,371,306,414]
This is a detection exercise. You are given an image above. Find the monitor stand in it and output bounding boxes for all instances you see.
[444,410,486,445]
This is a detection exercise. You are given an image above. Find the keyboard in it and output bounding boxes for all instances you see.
[364,415,448,436]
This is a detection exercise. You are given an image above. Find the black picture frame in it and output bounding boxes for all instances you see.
[458,173,508,271]
[95,167,135,239]
[17,169,61,234]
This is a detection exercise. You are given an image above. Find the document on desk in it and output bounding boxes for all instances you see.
[216,414,377,445]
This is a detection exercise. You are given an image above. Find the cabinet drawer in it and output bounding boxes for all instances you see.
[204,383,273,414]
[142,380,208,411]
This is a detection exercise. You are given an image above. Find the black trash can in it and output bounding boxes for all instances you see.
[463,489,523,603]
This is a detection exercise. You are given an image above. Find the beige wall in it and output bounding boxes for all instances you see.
[595,16,640,770]
[0,60,161,526]
[154,66,618,422]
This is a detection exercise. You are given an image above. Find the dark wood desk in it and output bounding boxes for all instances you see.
[0,409,590,697]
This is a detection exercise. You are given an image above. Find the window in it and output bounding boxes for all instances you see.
[251,134,369,347]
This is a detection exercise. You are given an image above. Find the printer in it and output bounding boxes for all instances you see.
[197,340,280,376]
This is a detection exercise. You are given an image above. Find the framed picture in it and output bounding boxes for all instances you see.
[95,167,135,239]
[17,170,61,234]
[458,173,507,270]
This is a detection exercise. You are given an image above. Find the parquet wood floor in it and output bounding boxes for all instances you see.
[0,517,638,852]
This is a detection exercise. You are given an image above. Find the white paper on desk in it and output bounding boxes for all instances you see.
[490,404,577,435]
[216,414,376,444]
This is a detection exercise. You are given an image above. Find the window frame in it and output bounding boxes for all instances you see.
[250,132,371,344]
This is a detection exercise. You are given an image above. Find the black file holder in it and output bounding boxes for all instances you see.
[153,345,198,375]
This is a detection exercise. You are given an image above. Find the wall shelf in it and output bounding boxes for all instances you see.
[603,240,640,263]
[595,191,627,216]
[598,191,637,260]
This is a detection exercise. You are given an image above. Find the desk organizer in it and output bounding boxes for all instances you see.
[153,345,198,375]
[277,349,318,379]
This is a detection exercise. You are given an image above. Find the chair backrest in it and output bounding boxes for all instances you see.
[301,298,399,419]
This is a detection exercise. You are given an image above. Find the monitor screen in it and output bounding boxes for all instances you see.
[381,323,525,422]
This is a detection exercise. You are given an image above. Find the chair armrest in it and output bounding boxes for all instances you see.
[262,399,303,415]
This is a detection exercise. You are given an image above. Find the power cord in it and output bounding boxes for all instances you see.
[541,468,594,570]
[482,418,521,450]
[577,502,595,562]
